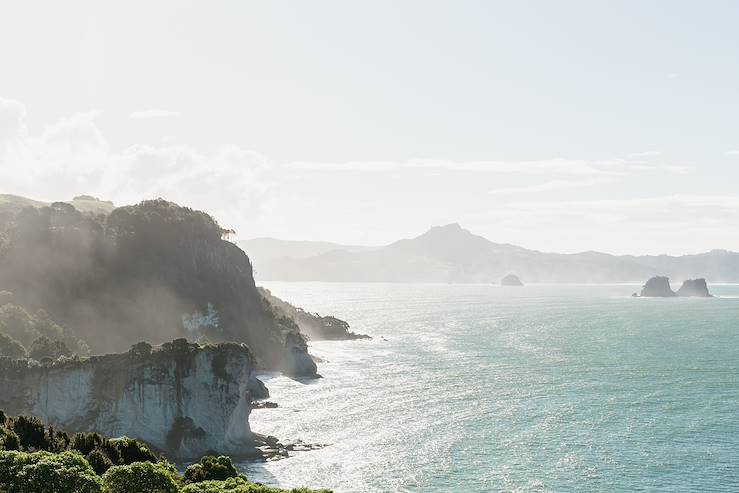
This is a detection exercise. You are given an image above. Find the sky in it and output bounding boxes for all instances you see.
[1,0,739,255]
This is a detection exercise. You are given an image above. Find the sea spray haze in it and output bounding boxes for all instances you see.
[0,199,316,375]
[243,282,739,492]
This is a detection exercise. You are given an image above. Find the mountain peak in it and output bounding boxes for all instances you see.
[422,223,469,237]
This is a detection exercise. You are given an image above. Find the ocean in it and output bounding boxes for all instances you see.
[240,283,739,492]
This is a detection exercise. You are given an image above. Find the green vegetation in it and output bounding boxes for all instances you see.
[0,199,313,374]
[0,412,332,493]
[0,301,88,360]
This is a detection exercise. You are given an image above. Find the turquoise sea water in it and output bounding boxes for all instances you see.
[241,283,739,492]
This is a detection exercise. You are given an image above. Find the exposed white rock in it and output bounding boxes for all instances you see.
[0,341,258,459]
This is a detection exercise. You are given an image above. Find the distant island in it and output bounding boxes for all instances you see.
[500,274,524,286]
[634,276,713,297]
[239,224,739,283]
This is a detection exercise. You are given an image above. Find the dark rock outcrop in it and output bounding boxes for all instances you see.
[638,276,677,297]
[500,274,524,286]
[676,278,713,297]
[260,287,370,341]
[638,276,714,297]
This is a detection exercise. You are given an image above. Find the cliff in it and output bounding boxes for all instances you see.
[0,199,316,377]
[676,278,713,297]
[0,340,257,459]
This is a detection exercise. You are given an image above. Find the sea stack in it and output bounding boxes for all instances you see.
[501,274,524,286]
[676,278,713,297]
[639,276,676,297]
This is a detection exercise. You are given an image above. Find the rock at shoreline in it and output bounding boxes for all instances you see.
[639,276,677,297]
[251,401,279,410]
[501,274,524,286]
[248,375,270,399]
[676,278,713,297]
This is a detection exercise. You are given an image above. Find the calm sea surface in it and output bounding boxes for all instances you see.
[240,283,739,492]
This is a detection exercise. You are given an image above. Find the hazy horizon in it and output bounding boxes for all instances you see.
[3,1,739,255]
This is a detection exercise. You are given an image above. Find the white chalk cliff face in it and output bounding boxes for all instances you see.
[0,340,257,459]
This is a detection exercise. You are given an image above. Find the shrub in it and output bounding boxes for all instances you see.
[181,478,333,493]
[128,341,153,359]
[86,449,113,475]
[70,432,105,456]
[0,450,103,493]
[0,428,20,451]
[184,455,242,483]
[10,415,46,450]
[46,426,70,453]
[109,436,157,464]
[101,461,179,493]
[28,335,71,361]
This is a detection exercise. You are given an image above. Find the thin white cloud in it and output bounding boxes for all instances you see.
[629,151,662,157]
[0,99,268,230]
[467,194,739,254]
[662,165,694,174]
[727,150,739,156]
[286,158,652,176]
[129,109,180,119]
[489,178,614,195]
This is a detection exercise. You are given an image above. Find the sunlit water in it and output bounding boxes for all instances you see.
[240,283,739,492]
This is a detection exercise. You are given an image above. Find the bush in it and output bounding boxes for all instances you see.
[70,432,105,456]
[0,428,20,451]
[184,455,242,483]
[0,450,103,493]
[10,415,46,450]
[86,449,113,475]
[28,335,71,361]
[46,426,70,453]
[101,461,179,493]
[109,436,157,464]
[181,478,332,493]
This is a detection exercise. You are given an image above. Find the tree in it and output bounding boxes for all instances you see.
[11,415,47,450]
[109,437,157,464]
[0,332,26,359]
[28,336,71,361]
[102,461,179,493]
[184,455,242,483]
[0,450,103,493]
[0,428,20,451]
[0,304,38,347]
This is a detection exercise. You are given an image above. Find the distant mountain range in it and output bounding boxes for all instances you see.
[239,224,739,283]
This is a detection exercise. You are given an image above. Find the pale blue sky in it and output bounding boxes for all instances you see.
[1,1,739,254]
